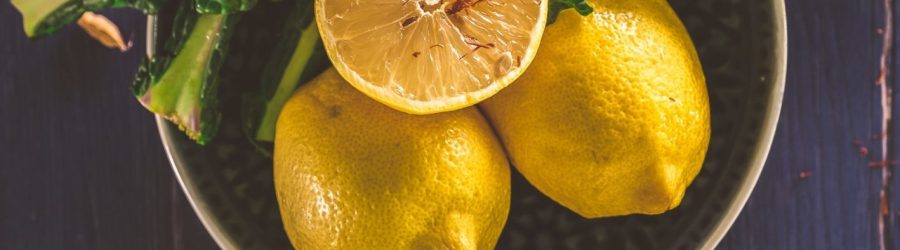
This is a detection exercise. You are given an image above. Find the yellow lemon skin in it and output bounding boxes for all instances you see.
[480,0,710,218]
[274,69,511,249]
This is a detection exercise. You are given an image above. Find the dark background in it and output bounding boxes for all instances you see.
[0,0,897,249]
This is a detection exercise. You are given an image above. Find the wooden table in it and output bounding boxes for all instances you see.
[0,0,894,249]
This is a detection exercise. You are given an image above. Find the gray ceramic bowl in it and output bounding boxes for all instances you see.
[152,0,787,249]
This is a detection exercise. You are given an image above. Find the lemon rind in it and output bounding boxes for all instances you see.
[315,0,548,115]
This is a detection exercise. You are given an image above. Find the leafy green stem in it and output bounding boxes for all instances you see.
[548,0,593,25]
[133,1,239,145]
[12,0,164,38]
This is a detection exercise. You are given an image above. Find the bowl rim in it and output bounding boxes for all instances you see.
[146,15,239,249]
[697,0,788,248]
[151,0,789,248]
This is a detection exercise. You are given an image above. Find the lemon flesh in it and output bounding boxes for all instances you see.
[275,69,511,249]
[480,0,710,218]
[315,0,547,114]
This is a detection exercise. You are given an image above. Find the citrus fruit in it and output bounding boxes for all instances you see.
[315,0,548,114]
[274,69,511,248]
[479,0,710,218]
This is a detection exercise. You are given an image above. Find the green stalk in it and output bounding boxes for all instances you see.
[133,1,239,145]
[242,0,330,155]
[254,23,321,141]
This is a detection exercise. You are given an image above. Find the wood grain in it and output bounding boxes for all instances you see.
[0,0,897,249]
[0,3,216,249]
[719,0,900,249]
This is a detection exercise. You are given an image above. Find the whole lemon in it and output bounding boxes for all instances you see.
[480,0,710,218]
[274,69,511,249]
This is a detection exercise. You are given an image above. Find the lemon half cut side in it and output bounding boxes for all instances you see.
[315,0,548,114]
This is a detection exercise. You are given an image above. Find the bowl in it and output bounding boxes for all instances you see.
[153,0,787,248]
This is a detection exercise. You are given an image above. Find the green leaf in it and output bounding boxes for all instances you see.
[194,0,258,14]
[548,0,593,25]
[11,0,164,38]
[133,1,239,145]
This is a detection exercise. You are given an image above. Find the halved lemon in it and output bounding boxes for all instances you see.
[315,0,548,114]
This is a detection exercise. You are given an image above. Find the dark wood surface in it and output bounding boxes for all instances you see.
[0,0,896,249]
[719,0,900,249]
[0,4,217,250]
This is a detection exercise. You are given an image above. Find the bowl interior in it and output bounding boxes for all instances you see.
[157,0,786,249]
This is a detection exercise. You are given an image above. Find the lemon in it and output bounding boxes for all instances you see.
[315,0,547,114]
[480,0,710,218]
[274,69,511,249]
